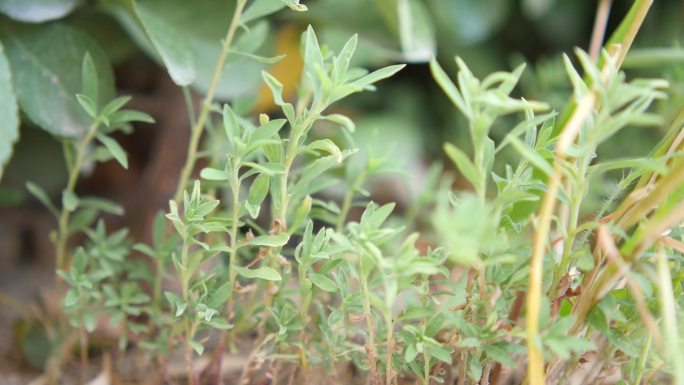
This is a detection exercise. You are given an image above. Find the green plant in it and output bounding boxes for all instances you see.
[3,1,684,385]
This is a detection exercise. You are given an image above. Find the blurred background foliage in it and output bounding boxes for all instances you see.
[1,0,683,224]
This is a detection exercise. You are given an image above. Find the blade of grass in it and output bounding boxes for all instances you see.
[526,2,653,382]
[655,245,684,385]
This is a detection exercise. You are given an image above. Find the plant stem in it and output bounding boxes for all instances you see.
[633,334,652,385]
[422,351,430,385]
[525,1,652,379]
[78,311,89,384]
[225,163,242,325]
[56,120,101,273]
[589,0,613,61]
[384,310,394,385]
[337,169,366,232]
[173,0,247,203]
[360,273,380,385]
[549,173,585,296]
[213,165,242,384]
[525,91,597,385]
[656,245,684,385]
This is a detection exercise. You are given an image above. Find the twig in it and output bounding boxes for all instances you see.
[589,0,613,61]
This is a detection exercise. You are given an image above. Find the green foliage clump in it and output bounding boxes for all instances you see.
[1,1,684,385]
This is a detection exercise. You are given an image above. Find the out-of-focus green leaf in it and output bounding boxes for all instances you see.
[113,0,268,99]
[396,0,435,62]
[240,0,286,24]
[427,0,510,46]
[247,233,289,247]
[235,266,282,281]
[133,0,196,86]
[0,22,114,138]
[0,40,18,181]
[0,0,78,23]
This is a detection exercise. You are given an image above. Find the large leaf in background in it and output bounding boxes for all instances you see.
[133,0,196,86]
[374,0,435,62]
[396,0,435,62]
[426,0,510,46]
[306,0,435,64]
[0,40,18,181]
[0,22,114,138]
[111,0,270,99]
[241,0,286,24]
[0,0,78,23]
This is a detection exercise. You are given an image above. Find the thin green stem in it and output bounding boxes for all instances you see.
[422,351,430,385]
[173,0,247,203]
[56,120,101,273]
[226,163,242,323]
[337,170,366,232]
[633,334,652,385]
[212,162,242,383]
[550,177,585,296]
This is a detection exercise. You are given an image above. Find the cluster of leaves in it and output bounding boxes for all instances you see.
[7,1,684,385]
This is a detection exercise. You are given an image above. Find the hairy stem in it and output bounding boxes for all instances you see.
[384,310,394,385]
[360,274,380,385]
[214,164,242,384]
[56,120,101,273]
[173,0,247,203]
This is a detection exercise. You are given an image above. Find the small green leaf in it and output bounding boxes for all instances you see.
[251,118,286,143]
[26,182,58,217]
[426,345,452,364]
[309,272,337,292]
[228,50,285,64]
[204,317,233,330]
[235,266,282,281]
[241,0,286,24]
[96,134,128,169]
[247,233,290,247]
[189,339,204,355]
[328,308,344,326]
[200,167,228,181]
[81,52,98,105]
[288,195,312,235]
[76,94,97,118]
[101,96,131,118]
[459,337,481,348]
[322,114,355,132]
[248,174,270,206]
[282,0,307,11]
[349,64,406,90]
[64,289,79,307]
[430,59,469,118]
[243,161,286,176]
[508,136,553,177]
[483,345,515,367]
[61,190,79,212]
[443,143,479,192]
[303,139,343,163]
[404,343,419,362]
[109,110,155,125]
